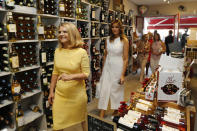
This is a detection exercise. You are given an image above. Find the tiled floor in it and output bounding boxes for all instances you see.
[55,67,197,131]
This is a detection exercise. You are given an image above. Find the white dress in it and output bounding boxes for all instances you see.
[97,37,124,110]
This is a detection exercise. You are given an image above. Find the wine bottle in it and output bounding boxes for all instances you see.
[11,75,21,101]
[40,44,47,66]
[29,104,42,113]
[16,103,24,127]
[10,46,20,72]
[5,0,15,9]
[37,16,45,40]
[91,22,96,37]
[59,0,65,17]
[91,6,96,21]
[7,12,17,42]
[76,0,82,19]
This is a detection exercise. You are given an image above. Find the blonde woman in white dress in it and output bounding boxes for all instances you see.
[97,20,129,118]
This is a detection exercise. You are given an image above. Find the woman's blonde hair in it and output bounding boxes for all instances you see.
[109,20,127,42]
[58,23,84,49]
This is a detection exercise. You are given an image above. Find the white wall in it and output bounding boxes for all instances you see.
[146,2,197,16]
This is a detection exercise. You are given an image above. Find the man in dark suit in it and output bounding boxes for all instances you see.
[165,30,174,56]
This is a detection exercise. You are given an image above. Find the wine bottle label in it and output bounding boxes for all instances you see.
[138,99,152,106]
[6,0,15,6]
[12,56,19,68]
[46,100,49,108]
[59,4,65,11]
[43,77,48,85]
[136,103,149,111]
[8,24,17,32]
[167,107,180,114]
[41,52,46,63]
[124,114,138,123]
[92,11,96,19]
[118,117,134,128]
[167,112,181,119]
[92,28,95,36]
[79,8,82,13]
[13,85,21,93]
[101,29,104,35]
[117,128,124,131]
[38,26,44,34]
[163,115,179,125]
[102,14,105,21]
[162,125,179,131]
[128,110,141,118]
[17,116,24,127]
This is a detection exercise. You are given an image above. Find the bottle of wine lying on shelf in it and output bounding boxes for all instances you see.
[29,104,42,113]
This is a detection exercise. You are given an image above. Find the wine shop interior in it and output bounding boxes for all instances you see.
[0,0,197,131]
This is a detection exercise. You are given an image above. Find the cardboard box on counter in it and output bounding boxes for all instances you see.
[157,54,184,102]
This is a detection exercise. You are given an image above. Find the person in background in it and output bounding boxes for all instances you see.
[146,32,154,76]
[165,30,174,56]
[150,33,166,73]
[48,23,90,131]
[97,20,129,118]
[181,28,189,48]
[137,34,150,82]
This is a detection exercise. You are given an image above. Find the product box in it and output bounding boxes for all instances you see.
[158,68,183,102]
[158,55,184,102]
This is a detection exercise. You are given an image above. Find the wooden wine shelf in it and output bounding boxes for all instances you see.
[0,41,9,44]
[46,62,54,66]
[39,14,59,18]
[21,89,41,100]
[13,40,39,43]
[0,72,11,77]
[60,17,76,20]
[41,39,58,42]
[18,65,40,73]
[18,111,43,127]
[0,100,14,108]
[77,19,89,22]
[12,5,37,15]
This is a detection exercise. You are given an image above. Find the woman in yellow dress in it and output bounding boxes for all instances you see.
[48,23,90,131]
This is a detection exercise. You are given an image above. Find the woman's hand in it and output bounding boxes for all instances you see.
[58,73,73,81]
[48,92,54,105]
[120,76,125,85]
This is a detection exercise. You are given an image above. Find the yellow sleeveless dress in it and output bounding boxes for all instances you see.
[52,48,90,130]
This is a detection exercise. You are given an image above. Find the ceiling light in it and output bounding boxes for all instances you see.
[163,0,166,2]
[167,1,170,4]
